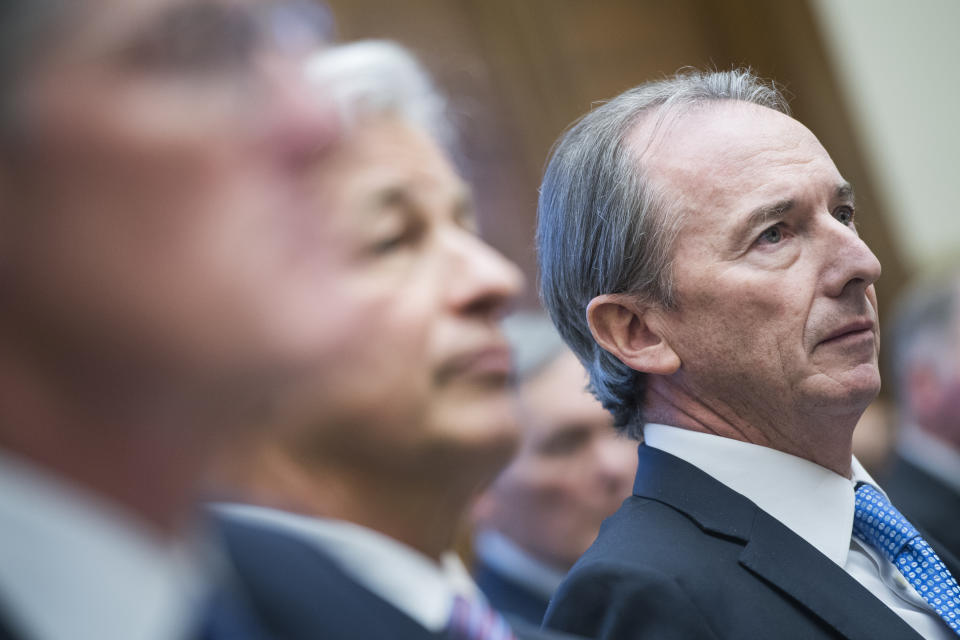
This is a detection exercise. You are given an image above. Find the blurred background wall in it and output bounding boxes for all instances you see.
[811,0,960,275]
[323,0,958,391]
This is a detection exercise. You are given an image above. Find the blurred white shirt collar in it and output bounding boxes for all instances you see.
[0,449,209,640]
[217,503,481,633]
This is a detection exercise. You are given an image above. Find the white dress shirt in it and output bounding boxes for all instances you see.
[0,450,209,640]
[644,423,953,640]
[217,504,482,633]
[473,529,566,602]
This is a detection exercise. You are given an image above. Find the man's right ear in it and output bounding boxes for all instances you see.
[586,294,680,375]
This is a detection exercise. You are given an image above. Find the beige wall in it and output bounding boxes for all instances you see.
[811,0,960,274]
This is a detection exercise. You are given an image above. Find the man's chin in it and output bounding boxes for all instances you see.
[805,363,881,414]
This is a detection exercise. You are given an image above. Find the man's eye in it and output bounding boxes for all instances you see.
[834,205,855,226]
[372,233,409,254]
[371,221,424,255]
[538,428,590,456]
[758,225,783,244]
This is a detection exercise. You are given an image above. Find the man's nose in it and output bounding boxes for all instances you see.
[821,217,882,299]
[445,231,525,319]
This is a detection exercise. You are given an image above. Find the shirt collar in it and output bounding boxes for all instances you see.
[643,423,878,567]
[218,504,480,633]
[0,449,210,640]
[473,528,566,600]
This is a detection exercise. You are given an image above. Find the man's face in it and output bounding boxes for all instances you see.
[0,0,337,387]
[641,102,882,431]
[279,116,524,479]
[474,351,636,569]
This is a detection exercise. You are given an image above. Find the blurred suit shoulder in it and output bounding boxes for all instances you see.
[214,514,445,640]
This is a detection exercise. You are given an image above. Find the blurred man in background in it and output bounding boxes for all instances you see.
[0,2,335,639]
[883,269,960,560]
[471,313,636,627]
[215,41,577,640]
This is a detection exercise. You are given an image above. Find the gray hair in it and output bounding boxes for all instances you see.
[303,40,454,152]
[888,269,960,410]
[537,68,789,439]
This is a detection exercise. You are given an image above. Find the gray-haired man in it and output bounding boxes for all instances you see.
[213,41,580,640]
[537,69,960,639]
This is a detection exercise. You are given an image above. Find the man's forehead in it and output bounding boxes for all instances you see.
[632,102,834,201]
[631,101,809,167]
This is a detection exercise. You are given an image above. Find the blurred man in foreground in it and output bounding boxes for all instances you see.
[537,68,960,639]
[0,2,335,639]
[471,313,636,627]
[883,269,960,560]
[215,41,577,639]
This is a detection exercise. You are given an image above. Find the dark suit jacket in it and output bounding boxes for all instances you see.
[474,558,551,628]
[543,444,960,640]
[0,614,21,640]
[216,515,445,640]
[881,453,960,561]
[216,514,583,640]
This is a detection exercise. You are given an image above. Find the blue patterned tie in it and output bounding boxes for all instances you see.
[853,482,960,636]
[446,595,516,640]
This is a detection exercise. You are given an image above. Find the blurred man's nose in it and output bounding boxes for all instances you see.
[446,230,525,320]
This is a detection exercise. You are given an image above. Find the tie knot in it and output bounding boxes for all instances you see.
[853,483,920,563]
[447,595,516,640]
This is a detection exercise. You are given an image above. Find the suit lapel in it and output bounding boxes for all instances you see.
[634,444,924,640]
[740,510,922,640]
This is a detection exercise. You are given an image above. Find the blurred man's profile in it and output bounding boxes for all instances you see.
[0,2,335,639]
[212,40,576,640]
[471,313,636,627]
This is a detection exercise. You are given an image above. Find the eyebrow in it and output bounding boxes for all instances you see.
[836,182,855,203]
[737,198,795,246]
[120,1,256,63]
[735,181,855,246]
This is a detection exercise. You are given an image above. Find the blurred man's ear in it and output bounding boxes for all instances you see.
[586,294,680,375]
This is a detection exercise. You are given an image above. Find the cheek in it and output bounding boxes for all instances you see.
[676,276,801,359]
[323,286,434,377]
